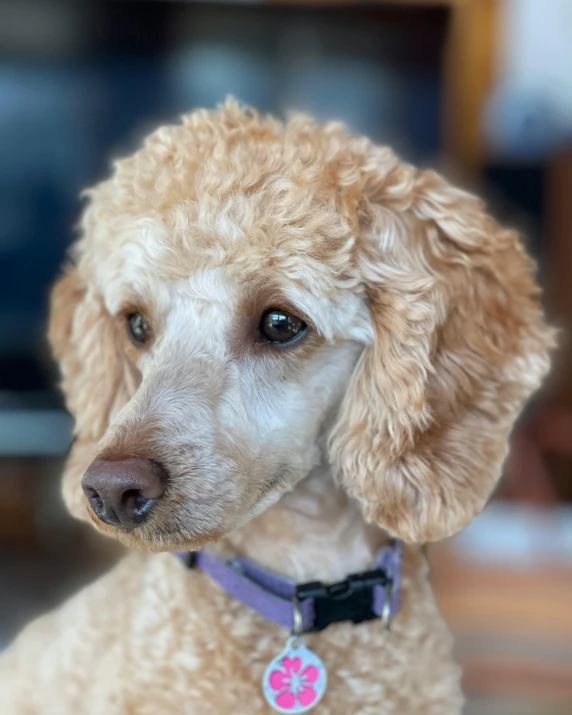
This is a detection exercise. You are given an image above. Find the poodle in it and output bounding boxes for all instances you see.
[0,101,554,715]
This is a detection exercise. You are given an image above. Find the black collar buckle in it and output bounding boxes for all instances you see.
[296,568,390,633]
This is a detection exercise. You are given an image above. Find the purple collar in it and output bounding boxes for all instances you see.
[176,539,403,633]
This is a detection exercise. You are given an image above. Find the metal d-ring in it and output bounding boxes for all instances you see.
[291,596,304,637]
[381,581,393,631]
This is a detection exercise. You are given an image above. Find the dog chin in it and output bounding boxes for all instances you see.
[127,531,224,553]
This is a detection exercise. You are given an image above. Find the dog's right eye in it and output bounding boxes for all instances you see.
[127,312,152,346]
[259,309,306,344]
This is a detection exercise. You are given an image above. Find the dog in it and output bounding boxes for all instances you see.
[0,101,554,714]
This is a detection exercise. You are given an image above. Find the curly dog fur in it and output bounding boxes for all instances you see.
[0,101,554,714]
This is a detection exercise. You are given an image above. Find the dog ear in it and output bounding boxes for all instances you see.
[330,161,555,542]
[48,268,138,520]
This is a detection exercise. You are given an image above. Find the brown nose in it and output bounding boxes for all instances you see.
[82,458,166,530]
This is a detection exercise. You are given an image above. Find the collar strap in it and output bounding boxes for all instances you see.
[175,539,403,634]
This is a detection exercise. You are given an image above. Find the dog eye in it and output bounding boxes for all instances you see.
[259,309,306,344]
[127,312,152,346]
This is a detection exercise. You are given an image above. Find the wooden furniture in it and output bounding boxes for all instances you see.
[430,537,572,712]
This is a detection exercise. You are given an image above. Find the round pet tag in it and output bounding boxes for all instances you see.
[262,636,327,714]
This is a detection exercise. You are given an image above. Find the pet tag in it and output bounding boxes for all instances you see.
[262,635,327,714]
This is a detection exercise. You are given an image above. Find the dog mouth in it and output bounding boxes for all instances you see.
[82,460,296,552]
[83,484,237,551]
[86,501,225,551]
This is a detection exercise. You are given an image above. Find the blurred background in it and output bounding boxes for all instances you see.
[0,0,570,713]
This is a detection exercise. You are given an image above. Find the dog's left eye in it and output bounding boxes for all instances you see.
[259,309,306,344]
[127,312,152,346]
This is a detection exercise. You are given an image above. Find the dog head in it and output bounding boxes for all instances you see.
[49,102,554,549]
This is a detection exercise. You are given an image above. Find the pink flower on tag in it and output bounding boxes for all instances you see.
[268,656,319,710]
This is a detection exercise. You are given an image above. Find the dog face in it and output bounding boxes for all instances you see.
[56,224,369,550]
[50,102,553,550]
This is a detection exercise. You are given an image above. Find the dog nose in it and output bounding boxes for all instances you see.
[82,458,166,529]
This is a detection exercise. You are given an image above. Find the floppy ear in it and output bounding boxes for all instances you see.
[330,161,555,542]
[48,267,138,519]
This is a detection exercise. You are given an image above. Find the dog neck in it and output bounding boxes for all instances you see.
[218,464,386,583]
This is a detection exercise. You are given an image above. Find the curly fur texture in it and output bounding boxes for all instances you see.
[0,101,553,714]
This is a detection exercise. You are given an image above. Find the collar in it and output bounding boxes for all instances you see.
[175,539,403,633]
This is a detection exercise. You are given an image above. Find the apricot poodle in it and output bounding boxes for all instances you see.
[0,101,553,715]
